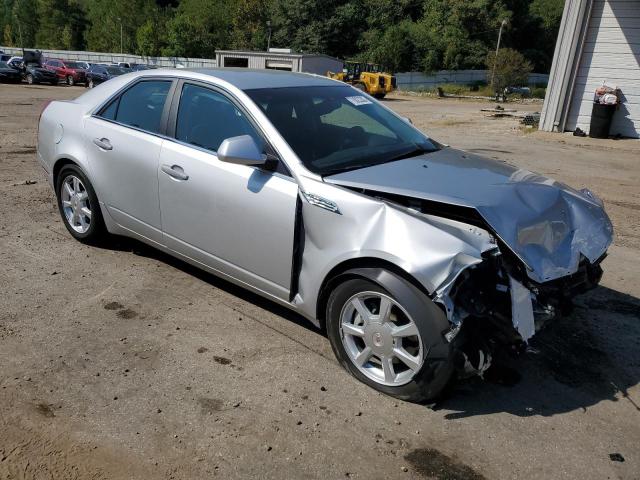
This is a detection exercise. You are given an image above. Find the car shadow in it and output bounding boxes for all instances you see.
[96,236,640,415]
[436,285,640,418]
[101,235,323,336]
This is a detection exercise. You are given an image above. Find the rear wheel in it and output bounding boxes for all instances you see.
[88,79,94,89]
[56,165,106,244]
[26,74,34,85]
[326,275,454,402]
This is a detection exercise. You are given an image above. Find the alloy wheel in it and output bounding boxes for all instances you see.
[340,291,424,386]
[61,175,92,234]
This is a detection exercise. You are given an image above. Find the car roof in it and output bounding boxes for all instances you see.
[183,68,340,90]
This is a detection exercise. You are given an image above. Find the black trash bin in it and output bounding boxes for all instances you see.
[589,103,616,138]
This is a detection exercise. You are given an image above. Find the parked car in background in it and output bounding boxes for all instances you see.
[130,63,158,71]
[44,58,87,86]
[37,69,613,402]
[0,60,22,82]
[18,50,59,85]
[7,56,23,69]
[0,53,13,62]
[85,64,129,88]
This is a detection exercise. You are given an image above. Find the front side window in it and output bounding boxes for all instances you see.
[98,80,171,134]
[175,83,262,152]
[246,85,438,176]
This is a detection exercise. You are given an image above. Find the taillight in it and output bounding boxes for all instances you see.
[37,100,53,136]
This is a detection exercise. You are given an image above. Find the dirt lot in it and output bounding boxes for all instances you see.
[1,83,639,480]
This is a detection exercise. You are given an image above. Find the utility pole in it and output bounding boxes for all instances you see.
[117,17,123,54]
[490,19,508,93]
[266,20,272,51]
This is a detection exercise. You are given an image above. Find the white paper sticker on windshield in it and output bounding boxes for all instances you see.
[346,95,372,106]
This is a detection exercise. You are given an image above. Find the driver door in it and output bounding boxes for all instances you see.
[158,82,299,300]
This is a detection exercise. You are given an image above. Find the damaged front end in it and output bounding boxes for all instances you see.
[321,151,613,379]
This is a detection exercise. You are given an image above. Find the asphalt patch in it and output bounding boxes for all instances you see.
[116,308,138,319]
[405,448,486,480]
[198,397,224,414]
[583,297,640,319]
[35,403,55,418]
[104,302,124,311]
[213,356,231,365]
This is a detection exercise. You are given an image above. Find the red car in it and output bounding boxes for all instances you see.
[43,59,87,86]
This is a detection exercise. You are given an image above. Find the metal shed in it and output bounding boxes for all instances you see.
[540,0,639,138]
[215,49,344,76]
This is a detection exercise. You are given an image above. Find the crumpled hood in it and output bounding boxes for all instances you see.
[325,148,613,283]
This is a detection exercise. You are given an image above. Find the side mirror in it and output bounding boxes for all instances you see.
[217,135,266,167]
[402,116,413,124]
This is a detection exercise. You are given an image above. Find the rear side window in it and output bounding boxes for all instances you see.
[98,80,171,134]
[175,83,262,152]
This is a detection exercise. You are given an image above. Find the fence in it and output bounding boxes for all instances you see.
[0,46,217,69]
[395,70,549,91]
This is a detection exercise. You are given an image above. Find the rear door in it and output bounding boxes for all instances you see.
[84,78,175,244]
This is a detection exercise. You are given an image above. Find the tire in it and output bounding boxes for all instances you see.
[326,274,454,403]
[88,79,94,89]
[374,93,386,99]
[56,164,106,244]
[26,74,34,85]
[354,83,366,92]
[66,75,74,86]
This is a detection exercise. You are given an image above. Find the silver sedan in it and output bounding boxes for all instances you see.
[37,69,613,402]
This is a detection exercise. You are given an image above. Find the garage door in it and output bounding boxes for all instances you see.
[566,0,640,138]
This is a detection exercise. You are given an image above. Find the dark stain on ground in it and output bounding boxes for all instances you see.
[35,403,55,418]
[116,308,138,319]
[405,448,486,480]
[104,301,124,310]
[198,397,224,414]
[213,356,231,365]
[197,347,208,353]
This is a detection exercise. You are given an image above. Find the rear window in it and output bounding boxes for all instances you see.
[98,80,172,134]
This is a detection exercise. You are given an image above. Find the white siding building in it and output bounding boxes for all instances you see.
[540,0,640,138]
[215,49,343,76]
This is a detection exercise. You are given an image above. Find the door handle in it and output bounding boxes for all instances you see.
[161,164,189,181]
[93,137,112,150]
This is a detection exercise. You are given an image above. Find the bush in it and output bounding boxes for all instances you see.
[531,87,547,99]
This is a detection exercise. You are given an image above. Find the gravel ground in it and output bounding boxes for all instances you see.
[1,83,639,480]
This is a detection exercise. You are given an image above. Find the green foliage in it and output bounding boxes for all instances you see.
[162,0,232,57]
[0,0,565,75]
[486,47,533,92]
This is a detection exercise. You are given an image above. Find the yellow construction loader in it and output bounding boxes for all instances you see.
[327,61,396,98]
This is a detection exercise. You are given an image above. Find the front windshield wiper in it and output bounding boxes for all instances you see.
[385,144,437,163]
[322,145,437,177]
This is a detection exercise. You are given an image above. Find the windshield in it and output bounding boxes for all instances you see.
[106,66,128,75]
[65,61,84,69]
[245,85,438,175]
[0,61,8,68]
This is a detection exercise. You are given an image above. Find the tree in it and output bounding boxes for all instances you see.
[230,0,269,50]
[486,47,533,93]
[162,0,232,58]
[136,8,170,57]
[268,0,365,59]
[85,0,154,53]
[12,0,38,47]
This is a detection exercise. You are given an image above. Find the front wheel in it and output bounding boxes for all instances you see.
[26,74,34,85]
[66,75,74,86]
[326,275,454,403]
[56,165,106,244]
[88,79,94,89]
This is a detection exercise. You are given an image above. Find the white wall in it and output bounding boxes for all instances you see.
[565,0,640,138]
